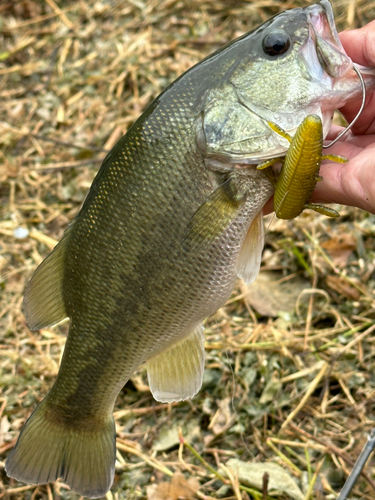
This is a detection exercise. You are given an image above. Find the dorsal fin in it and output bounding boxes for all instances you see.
[23,226,72,330]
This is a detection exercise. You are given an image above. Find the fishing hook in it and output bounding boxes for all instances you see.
[323,65,366,148]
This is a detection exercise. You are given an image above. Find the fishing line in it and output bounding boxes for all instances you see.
[265,211,276,235]
[258,210,276,250]
[322,65,366,149]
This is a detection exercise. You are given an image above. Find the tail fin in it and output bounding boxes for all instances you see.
[5,398,116,498]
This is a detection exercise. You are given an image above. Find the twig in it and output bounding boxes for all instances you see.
[219,463,241,500]
[303,229,373,300]
[2,6,78,30]
[303,458,324,500]
[266,439,302,476]
[35,158,104,172]
[262,472,269,500]
[29,229,58,250]
[179,430,226,482]
[44,0,74,29]
[280,362,329,431]
[116,439,173,477]
[286,423,375,492]
[30,133,108,152]
[179,431,272,500]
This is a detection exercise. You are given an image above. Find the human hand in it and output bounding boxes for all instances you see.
[312,20,375,214]
[263,20,375,216]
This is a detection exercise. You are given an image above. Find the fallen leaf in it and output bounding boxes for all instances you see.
[153,421,201,452]
[153,426,180,451]
[326,275,360,301]
[208,397,232,435]
[259,377,282,404]
[321,234,357,267]
[147,473,200,500]
[219,459,304,500]
[243,272,310,317]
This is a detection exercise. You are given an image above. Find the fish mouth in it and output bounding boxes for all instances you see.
[304,0,352,79]
[309,0,342,48]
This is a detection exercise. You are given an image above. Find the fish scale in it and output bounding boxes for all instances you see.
[6,1,375,497]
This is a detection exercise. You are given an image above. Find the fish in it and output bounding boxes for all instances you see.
[6,1,375,497]
[257,114,348,219]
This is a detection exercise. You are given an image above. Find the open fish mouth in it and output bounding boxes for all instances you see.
[309,0,342,48]
[305,0,352,80]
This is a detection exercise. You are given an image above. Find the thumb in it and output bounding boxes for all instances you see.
[339,19,375,68]
[337,21,375,134]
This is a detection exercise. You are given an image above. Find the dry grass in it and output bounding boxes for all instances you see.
[1,0,375,499]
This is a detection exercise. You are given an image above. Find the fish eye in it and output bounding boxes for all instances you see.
[263,31,290,56]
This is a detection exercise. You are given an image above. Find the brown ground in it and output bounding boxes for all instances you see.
[1,1,375,499]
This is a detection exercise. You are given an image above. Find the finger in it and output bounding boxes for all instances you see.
[338,23,375,134]
[311,147,375,213]
[321,141,363,159]
[339,21,375,67]
[325,124,345,141]
[263,196,274,216]
[337,93,375,135]
[324,132,375,149]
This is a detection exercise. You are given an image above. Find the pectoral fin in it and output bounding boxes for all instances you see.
[182,179,245,252]
[23,226,72,330]
[146,325,205,403]
[235,210,264,285]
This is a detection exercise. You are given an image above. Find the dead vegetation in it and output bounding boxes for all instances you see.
[1,0,375,499]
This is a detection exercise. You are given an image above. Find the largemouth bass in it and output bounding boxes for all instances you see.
[6,1,375,497]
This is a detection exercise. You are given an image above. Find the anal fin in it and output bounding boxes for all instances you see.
[146,325,205,403]
[235,210,264,285]
[23,227,71,330]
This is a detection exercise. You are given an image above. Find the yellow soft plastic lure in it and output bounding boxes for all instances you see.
[257,114,347,220]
